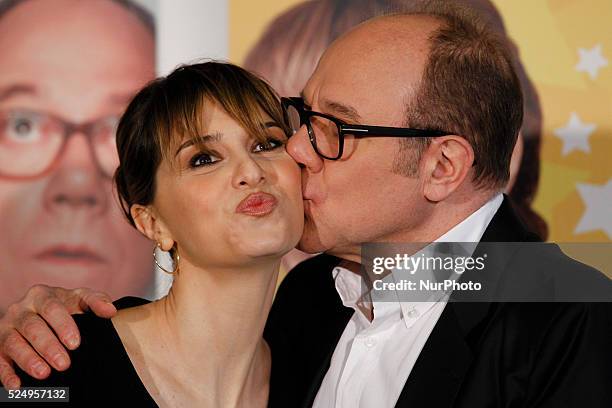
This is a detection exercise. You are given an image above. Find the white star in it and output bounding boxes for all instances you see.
[575,44,609,79]
[575,179,612,239]
[553,112,596,156]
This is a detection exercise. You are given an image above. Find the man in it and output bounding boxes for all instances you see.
[0,2,610,407]
[244,0,547,242]
[0,0,156,313]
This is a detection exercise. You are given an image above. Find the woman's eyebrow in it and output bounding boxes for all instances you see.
[175,132,223,156]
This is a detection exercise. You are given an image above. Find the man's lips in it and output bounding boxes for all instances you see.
[35,246,107,266]
[236,192,278,216]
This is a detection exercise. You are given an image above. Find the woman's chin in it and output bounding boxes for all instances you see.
[238,237,299,261]
[229,220,303,261]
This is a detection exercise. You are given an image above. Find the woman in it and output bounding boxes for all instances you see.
[15,61,304,407]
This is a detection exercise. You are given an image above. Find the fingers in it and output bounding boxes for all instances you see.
[2,329,50,380]
[0,352,20,390]
[14,312,71,372]
[41,295,81,350]
[73,289,117,319]
[26,286,115,352]
[30,289,80,351]
[0,285,115,388]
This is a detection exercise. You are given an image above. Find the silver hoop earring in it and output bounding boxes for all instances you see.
[153,243,179,275]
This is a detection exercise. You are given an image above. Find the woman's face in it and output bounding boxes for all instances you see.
[150,103,304,269]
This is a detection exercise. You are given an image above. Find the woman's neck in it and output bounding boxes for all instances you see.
[113,258,280,407]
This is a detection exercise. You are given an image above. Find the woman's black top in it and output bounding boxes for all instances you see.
[15,296,158,407]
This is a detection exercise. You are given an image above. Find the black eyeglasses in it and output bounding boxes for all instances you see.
[0,109,119,180]
[281,97,449,160]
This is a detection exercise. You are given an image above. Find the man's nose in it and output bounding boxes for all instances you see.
[286,126,324,173]
[232,155,267,189]
[42,133,108,215]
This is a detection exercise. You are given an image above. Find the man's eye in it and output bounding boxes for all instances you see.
[253,138,284,153]
[189,152,221,168]
[3,112,43,143]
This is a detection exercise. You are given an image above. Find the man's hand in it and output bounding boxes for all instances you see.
[0,285,116,389]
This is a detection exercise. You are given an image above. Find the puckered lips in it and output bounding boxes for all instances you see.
[235,192,278,217]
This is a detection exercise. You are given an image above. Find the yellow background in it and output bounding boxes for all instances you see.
[230,0,612,242]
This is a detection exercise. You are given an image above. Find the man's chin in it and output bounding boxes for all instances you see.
[296,235,327,255]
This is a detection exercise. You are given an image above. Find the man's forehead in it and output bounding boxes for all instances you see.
[301,26,430,124]
[0,0,155,90]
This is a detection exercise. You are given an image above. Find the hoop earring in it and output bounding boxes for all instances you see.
[154,243,179,275]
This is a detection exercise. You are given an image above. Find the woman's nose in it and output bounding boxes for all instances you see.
[232,155,267,189]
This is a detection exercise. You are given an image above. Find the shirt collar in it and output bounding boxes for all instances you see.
[435,193,503,243]
[331,194,504,328]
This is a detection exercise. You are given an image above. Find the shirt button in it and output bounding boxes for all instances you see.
[406,307,420,319]
[364,337,377,348]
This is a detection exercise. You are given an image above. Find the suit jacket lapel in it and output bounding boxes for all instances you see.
[394,302,474,407]
[395,196,538,407]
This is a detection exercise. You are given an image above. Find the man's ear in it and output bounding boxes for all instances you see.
[422,135,474,202]
[131,204,174,250]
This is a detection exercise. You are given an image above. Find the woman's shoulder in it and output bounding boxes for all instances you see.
[72,296,151,355]
[113,296,151,310]
[17,298,140,383]
[16,297,156,406]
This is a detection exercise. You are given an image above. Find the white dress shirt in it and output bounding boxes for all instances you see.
[313,194,503,408]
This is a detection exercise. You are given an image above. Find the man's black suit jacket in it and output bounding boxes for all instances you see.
[264,198,612,407]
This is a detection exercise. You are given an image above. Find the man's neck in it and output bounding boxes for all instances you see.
[329,190,501,264]
[113,259,279,407]
[333,190,502,320]
[386,190,501,244]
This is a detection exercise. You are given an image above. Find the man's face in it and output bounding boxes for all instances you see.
[0,0,155,310]
[286,16,440,261]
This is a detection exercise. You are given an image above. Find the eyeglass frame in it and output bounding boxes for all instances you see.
[0,109,120,180]
[281,97,450,160]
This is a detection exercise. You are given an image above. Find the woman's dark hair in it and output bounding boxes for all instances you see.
[113,61,289,227]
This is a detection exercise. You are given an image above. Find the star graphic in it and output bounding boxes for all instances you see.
[575,44,609,79]
[553,112,596,156]
[575,179,612,239]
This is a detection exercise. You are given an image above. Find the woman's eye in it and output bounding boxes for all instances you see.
[253,138,284,153]
[189,152,221,168]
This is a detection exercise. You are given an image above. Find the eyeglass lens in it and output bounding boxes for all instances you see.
[0,110,119,178]
[285,104,343,159]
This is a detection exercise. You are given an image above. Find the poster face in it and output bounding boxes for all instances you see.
[0,0,157,312]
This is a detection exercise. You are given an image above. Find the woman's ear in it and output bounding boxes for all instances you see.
[131,205,175,250]
[422,135,475,202]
